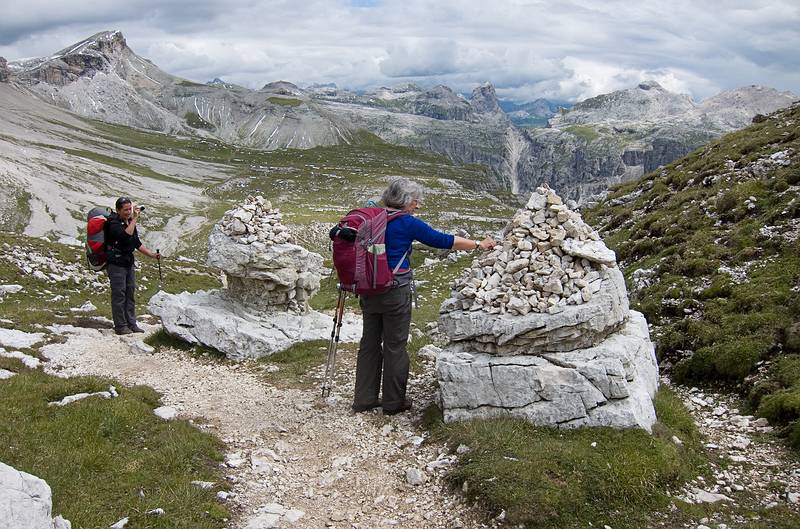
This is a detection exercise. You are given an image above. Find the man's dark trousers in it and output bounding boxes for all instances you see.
[107,262,136,331]
[354,284,413,411]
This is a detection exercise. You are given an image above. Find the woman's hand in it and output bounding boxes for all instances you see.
[451,235,498,251]
[479,237,496,250]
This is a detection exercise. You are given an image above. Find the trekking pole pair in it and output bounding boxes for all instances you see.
[322,286,348,398]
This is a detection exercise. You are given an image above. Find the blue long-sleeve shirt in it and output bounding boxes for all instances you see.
[386,215,455,272]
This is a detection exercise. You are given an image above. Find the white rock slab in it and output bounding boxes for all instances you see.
[0,461,72,529]
[0,369,15,379]
[0,328,45,349]
[561,238,617,267]
[0,284,23,296]
[48,389,114,407]
[153,406,178,420]
[0,349,41,369]
[437,311,659,431]
[129,341,155,355]
[149,290,361,361]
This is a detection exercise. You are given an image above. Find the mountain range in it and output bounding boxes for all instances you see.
[2,30,797,202]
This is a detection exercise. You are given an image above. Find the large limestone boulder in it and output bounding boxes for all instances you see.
[149,288,361,361]
[152,196,357,360]
[436,185,659,431]
[0,461,71,529]
[437,311,658,430]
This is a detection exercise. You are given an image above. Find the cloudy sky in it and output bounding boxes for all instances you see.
[1,0,798,102]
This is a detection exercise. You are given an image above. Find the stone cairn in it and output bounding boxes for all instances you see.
[436,185,660,431]
[149,196,360,360]
[209,196,318,314]
[443,184,615,318]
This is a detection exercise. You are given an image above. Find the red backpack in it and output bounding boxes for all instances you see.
[85,206,110,271]
[329,208,409,295]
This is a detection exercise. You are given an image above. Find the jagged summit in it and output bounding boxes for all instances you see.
[470,82,501,114]
[53,30,128,58]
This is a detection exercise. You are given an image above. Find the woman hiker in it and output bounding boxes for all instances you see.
[352,177,496,415]
[105,197,160,335]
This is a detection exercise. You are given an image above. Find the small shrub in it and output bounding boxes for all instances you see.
[674,337,767,383]
[786,166,800,185]
[715,192,737,214]
[783,323,800,353]
[757,389,800,426]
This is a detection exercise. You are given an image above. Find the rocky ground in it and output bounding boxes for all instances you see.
[659,378,800,528]
[1,314,799,528]
[38,321,497,529]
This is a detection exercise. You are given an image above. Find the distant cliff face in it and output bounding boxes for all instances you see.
[515,81,797,202]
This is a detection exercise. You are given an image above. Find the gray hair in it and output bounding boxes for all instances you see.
[381,177,423,209]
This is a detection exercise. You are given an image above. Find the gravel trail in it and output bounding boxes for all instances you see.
[41,323,490,529]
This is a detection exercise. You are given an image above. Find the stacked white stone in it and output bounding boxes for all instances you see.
[435,185,659,432]
[151,197,363,361]
[444,184,616,316]
[219,195,293,246]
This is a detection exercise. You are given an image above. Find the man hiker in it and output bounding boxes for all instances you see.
[106,197,160,335]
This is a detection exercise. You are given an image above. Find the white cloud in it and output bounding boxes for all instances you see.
[0,0,798,102]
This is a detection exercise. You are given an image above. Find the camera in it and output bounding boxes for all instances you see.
[135,205,146,212]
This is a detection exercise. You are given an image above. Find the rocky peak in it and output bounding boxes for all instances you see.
[556,81,696,124]
[637,80,664,91]
[470,82,502,114]
[697,85,798,129]
[0,57,8,83]
[54,30,128,58]
[261,80,303,95]
[10,30,133,87]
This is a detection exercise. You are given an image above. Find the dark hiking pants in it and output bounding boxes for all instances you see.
[107,262,136,331]
[354,284,413,411]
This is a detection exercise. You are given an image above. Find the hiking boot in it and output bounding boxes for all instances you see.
[383,399,413,416]
[115,327,133,335]
[129,325,145,333]
[352,400,382,413]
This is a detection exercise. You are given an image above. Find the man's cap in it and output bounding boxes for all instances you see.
[115,197,132,209]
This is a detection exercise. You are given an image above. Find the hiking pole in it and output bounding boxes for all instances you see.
[322,286,347,398]
[156,249,163,289]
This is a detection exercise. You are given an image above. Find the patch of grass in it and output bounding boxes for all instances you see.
[268,97,303,107]
[185,111,215,130]
[258,339,357,389]
[564,124,600,143]
[426,386,706,529]
[0,370,228,528]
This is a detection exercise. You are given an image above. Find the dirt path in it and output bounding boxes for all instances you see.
[41,323,491,529]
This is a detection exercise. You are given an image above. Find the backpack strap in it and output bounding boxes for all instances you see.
[392,248,410,274]
[386,209,411,274]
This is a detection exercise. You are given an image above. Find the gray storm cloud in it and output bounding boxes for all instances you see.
[1,0,798,102]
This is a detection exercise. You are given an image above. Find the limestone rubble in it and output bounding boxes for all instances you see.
[436,185,659,431]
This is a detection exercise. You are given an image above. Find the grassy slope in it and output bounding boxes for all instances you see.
[583,103,800,446]
[426,387,708,529]
[0,368,228,528]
